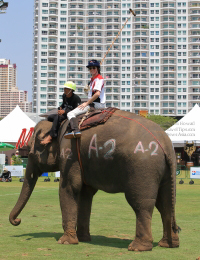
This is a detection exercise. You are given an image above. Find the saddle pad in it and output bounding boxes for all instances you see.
[78,107,118,131]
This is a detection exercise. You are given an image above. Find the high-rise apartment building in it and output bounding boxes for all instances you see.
[0,59,32,117]
[33,0,200,116]
[0,58,17,91]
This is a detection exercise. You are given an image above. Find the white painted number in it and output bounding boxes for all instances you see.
[88,134,116,160]
[149,141,158,156]
[134,141,159,156]
[104,139,116,159]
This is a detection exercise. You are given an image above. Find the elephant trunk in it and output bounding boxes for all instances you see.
[9,160,38,226]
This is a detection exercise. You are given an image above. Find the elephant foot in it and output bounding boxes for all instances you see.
[158,236,179,248]
[128,239,153,252]
[58,231,79,245]
[77,232,91,242]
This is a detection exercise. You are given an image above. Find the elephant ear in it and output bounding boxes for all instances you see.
[29,121,52,155]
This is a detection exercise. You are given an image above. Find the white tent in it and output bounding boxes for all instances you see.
[166,104,200,147]
[0,105,36,143]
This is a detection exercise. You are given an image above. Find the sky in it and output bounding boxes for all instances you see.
[0,0,34,101]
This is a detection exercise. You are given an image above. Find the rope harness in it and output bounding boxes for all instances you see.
[76,110,166,185]
[76,138,87,185]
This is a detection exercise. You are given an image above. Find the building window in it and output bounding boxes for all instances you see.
[40,109,47,113]
[42,10,48,14]
[40,87,47,91]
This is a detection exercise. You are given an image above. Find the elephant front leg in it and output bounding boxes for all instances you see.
[58,162,82,245]
[77,185,98,242]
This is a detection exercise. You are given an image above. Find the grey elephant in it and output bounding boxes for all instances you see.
[9,110,180,251]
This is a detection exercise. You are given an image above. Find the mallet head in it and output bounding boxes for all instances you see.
[129,8,136,16]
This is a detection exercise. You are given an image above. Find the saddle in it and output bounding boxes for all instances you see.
[77,107,118,131]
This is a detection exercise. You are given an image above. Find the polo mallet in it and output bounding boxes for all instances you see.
[100,9,136,65]
[84,9,136,93]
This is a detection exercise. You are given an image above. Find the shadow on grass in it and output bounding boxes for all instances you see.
[12,232,159,249]
[89,236,158,249]
[12,232,62,241]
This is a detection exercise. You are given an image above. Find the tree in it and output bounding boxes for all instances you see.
[11,155,22,165]
[147,114,177,131]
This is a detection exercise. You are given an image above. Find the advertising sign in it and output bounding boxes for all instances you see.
[190,167,200,179]
[55,171,60,178]
[5,165,23,177]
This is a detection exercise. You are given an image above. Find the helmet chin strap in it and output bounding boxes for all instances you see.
[66,89,72,97]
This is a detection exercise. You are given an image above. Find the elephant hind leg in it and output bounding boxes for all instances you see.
[155,181,179,248]
[77,185,98,242]
[125,193,155,251]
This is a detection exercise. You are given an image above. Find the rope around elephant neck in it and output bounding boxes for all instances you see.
[76,138,87,185]
[102,110,166,155]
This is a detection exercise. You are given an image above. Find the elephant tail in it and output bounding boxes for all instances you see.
[166,152,181,234]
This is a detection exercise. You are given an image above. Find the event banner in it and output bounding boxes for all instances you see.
[5,165,23,177]
[190,167,200,179]
[55,171,60,178]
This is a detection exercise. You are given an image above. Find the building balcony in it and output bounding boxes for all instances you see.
[49,25,58,29]
[162,11,175,15]
[48,66,57,72]
[161,87,175,93]
[188,95,200,101]
[188,87,200,93]
[49,32,58,36]
[160,96,176,101]
[48,52,57,57]
[48,81,57,86]
[160,109,176,115]
[188,38,200,43]
[47,87,57,93]
[106,5,120,10]
[189,59,200,64]
[189,3,200,8]
[48,73,57,78]
[133,95,148,101]
[49,17,58,22]
[160,19,175,24]
[189,66,200,72]
[47,102,57,107]
[133,103,148,109]
[133,38,148,44]
[161,58,175,64]
[48,59,57,64]
[49,12,58,17]
[47,94,56,100]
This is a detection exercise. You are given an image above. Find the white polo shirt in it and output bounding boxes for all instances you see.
[88,74,105,104]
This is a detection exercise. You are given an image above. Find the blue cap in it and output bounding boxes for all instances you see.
[86,60,100,68]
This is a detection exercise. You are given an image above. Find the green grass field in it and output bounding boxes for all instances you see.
[0,178,200,260]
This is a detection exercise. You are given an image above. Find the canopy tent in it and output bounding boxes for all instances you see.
[166,104,200,147]
[0,142,15,151]
[0,105,36,143]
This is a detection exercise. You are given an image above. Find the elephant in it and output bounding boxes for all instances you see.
[9,109,180,251]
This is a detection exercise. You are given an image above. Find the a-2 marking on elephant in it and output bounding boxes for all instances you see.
[134,141,159,156]
[88,134,116,159]
[60,148,72,160]
[60,134,116,160]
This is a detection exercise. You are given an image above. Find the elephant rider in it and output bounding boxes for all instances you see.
[64,60,105,139]
[41,81,81,145]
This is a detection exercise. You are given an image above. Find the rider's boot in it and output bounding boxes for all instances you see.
[64,118,81,139]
